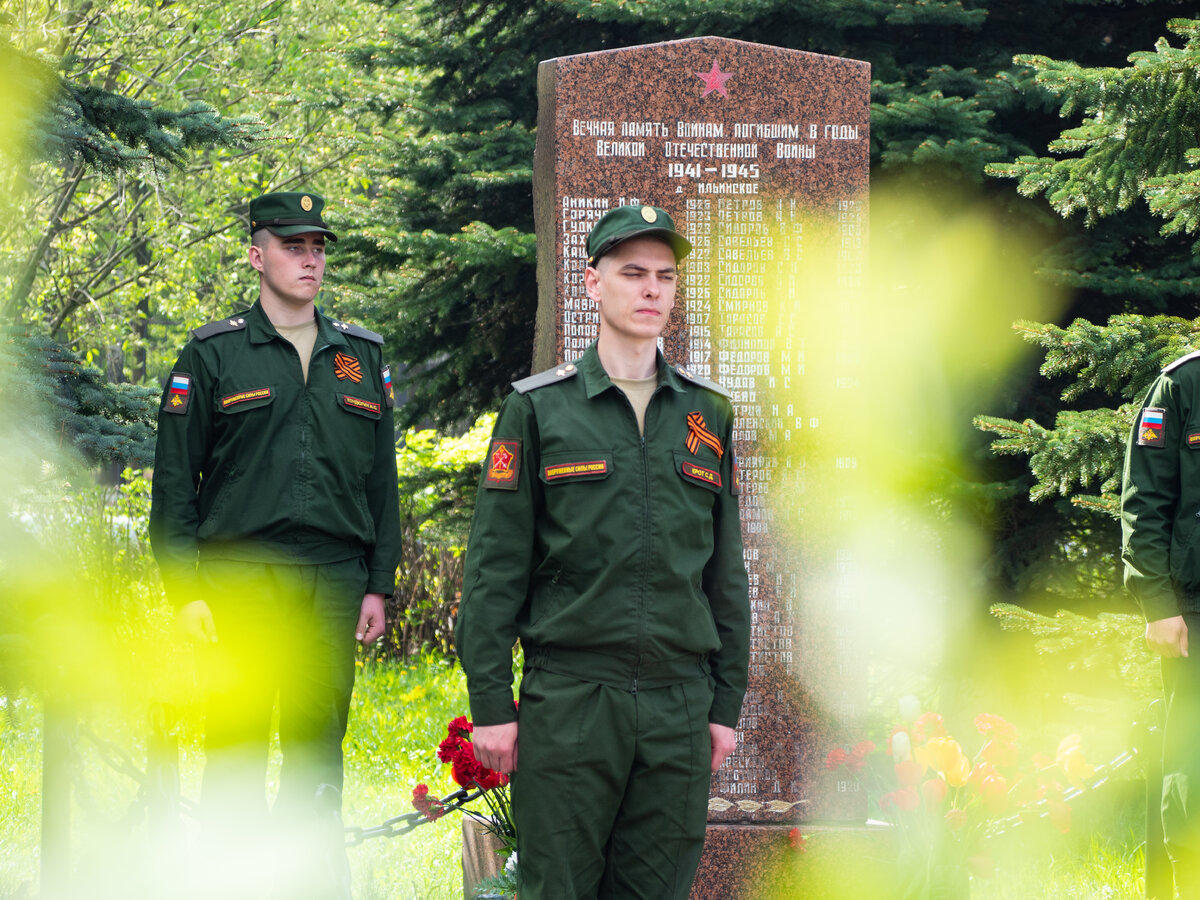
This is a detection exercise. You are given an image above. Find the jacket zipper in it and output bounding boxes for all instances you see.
[622,384,662,696]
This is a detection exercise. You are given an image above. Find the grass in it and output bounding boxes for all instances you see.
[0,653,476,900]
[342,654,475,900]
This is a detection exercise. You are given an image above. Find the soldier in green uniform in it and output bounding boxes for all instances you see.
[456,205,751,900]
[1122,350,1200,897]
[149,191,401,898]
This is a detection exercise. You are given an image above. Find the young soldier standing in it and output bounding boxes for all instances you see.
[149,191,401,899]
[457,205,751,900]
[1122,350,1200,899]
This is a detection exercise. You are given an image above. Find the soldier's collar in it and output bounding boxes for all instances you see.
[246,301,351,348]
[579,342,685,399]
[314,308,353,348]
[247,301,282,344]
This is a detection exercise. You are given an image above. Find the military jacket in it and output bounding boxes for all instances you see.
[1121,352,1200,621]
[149,301,402,603]
[456,342,751,729]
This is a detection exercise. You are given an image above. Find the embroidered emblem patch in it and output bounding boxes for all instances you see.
[484,439,520,490]
[544,460,609,481]
[163,372,193,415]
[341,394,381,415]
[685,412,724,458]
[1137,407,1166,447]
[681,460,721,488]
[1189,432,1200,448]
[221,387,272,409]
[334,352,363,383]
[381,365,395,408]
[731,454,741,496]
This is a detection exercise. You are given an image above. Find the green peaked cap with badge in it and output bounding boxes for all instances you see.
[249,191,337,241]
[586,204,691,265]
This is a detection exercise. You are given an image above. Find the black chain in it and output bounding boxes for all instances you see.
[77,714,197,819]
[343,788,483,846]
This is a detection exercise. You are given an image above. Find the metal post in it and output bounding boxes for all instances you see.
[1145,700,1173,900]
[40,698,73,900]
[145,703,182,837]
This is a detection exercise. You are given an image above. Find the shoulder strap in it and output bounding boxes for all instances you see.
[1163,350,1200,374]
[513,362,580,394]
[329,319,384,344]
[191,313,249,341]
[674,364,731,399]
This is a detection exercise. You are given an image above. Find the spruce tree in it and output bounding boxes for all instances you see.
[978,18,1200,609]
[1,36,267,324]
[0,22,261,475]
[0,328,158,470]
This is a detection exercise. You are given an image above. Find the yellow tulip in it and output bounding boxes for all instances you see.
[924,736,971,787]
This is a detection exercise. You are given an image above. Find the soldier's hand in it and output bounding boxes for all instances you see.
[1146,615,1188,658]
[709,723,736,772]
[473,722,519,774]
[356,593,387,644]
[177,600,218,644]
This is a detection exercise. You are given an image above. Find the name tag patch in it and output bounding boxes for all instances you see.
[341,394,381,415]
[681,460,721,488]
[484,439,520,490]
[221,387,272,409]
[1137,407,1166,447]
[544,460,609,481]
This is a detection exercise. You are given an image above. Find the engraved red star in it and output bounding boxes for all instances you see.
[696,58,732,98]
[491,443,514,471]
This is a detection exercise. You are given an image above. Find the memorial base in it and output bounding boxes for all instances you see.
[691,822,896,900]
[461,818,504,899]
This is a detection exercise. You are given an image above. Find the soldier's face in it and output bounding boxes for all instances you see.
[585,236,677,343]
[249,231,326,307]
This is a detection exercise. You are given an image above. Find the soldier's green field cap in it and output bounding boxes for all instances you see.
[249,191,337,242]
[586,204,691,265]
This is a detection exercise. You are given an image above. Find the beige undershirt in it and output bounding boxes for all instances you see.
[611,375,658,436]
[275,319,319,382]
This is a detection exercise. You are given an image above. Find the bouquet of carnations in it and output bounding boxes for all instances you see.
[412,715,517,859]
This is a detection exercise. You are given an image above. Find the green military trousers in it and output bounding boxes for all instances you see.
[195,558,364,899]
[200,557,365,820]
[1162,613,1200,898]
[512,662,715,900]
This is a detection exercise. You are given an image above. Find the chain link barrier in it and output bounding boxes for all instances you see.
[63,712,484,847]
[47,702,1167,853]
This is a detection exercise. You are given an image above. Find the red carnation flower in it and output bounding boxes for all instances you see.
[411,783,445,822]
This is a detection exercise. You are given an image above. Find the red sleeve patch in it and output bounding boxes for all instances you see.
[484,439,521,490]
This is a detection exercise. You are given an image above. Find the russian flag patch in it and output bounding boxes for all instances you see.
[163,372,193,415]
[1137,407,1166,447]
